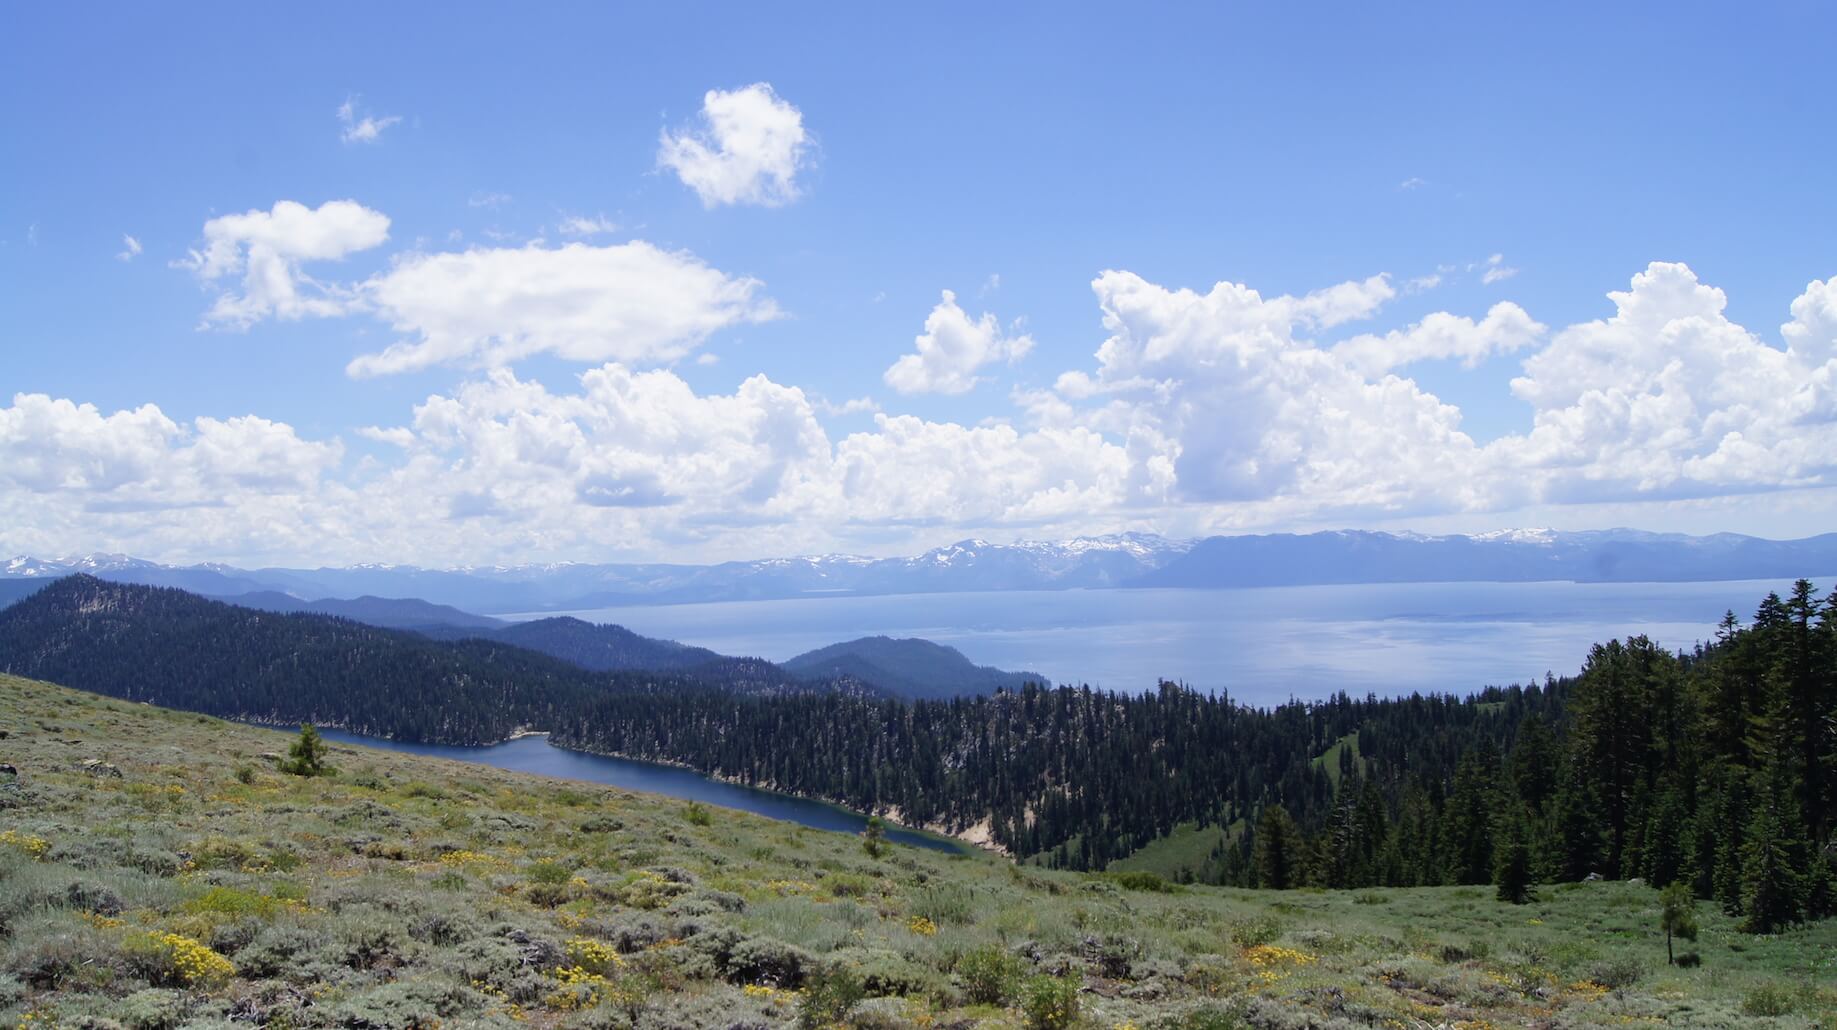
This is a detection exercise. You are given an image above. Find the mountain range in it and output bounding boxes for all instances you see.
[6,528,1837,614]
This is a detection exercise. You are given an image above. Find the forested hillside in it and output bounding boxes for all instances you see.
[2,575,1832,934]
[0,577,845,742]
[783,636,1044,699]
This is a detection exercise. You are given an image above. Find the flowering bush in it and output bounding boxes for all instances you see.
[0,829,49,858]
[127,931,236,987]
[1019,973,1080,1030]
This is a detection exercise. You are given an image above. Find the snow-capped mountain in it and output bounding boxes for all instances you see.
[5,529,1834,615]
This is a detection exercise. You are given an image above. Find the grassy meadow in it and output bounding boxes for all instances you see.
[0,673,1831,1029]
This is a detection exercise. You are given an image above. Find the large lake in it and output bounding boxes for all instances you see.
[510,577,1831,705]
[313,728,962,854]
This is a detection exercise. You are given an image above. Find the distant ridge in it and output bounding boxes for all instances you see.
[1135,529,1837,588]
[219,591,508,631]
[784,636,1046,700]
[7,529,1836,612]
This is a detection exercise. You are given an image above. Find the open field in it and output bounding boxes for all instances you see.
[1,673,1832,1028]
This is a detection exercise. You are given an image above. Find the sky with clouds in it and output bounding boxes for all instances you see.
[3,3,1835,567]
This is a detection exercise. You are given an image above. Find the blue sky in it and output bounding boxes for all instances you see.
[3,3,1836,566]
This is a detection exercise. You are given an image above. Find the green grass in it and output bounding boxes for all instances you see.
[1,673,1833,1029]
[1107,819,1244,882]
[1310,732,1368,790]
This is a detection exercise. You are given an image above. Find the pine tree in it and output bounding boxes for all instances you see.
[1493,801,1536,904]
[1739,783,1805,933]
[1253,805,1302,890]
[1441,747,1498,885]
[279,723,329,777]
[1659,881,1698,965]
[862,815,888,859]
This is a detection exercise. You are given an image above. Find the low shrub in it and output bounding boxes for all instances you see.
[1019,973,1080,1030]
[911,883,975,925]
[1229,915,1283,949]
[796,964,864,1028]
[1585,955,1644,990]
[114,987,186,1030]
[957,944,1024,1004]
[1741,982,1796,1017]
[122,930,236,988]
[1107,870,1178,893]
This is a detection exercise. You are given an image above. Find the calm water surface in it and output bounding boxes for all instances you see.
[313,728,961,853]
[510,578,1833,705]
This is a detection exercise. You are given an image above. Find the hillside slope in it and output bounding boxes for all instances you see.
[784,636,1046,699]
[2,673,1829,1028]
[0,577,836,744]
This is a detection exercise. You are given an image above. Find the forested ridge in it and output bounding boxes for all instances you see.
[0,576,843,743]
[2,574,1832,930]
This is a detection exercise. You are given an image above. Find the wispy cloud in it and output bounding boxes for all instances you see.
[1398,176,1427,191]
[116,234,142,262]
[337,95,402,145]
[1479,253,1519,284]
[557,213,618,237]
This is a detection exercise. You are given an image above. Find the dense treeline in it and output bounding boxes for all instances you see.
[1227,580,1837,933]
[550,678,1559,871]
[3,575,1832,929]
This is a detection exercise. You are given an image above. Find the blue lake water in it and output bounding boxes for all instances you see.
[312,728,963,854]
[510,577,1833,705]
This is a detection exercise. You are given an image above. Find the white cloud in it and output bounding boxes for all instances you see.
[1332,302,1546,376]
[116,235,142,262]
[557,213,618,237]
[15,257,1837,565]
[338,95,402,144]
[0,393,340,503]
[180,199,390,327]
[1066,269,1473,511]
[695,353,720,366]
[1398,177,1427,190]
[883,290,1035,395]
[357,425,416,448]
[348,241,778,377]
[1783,275,1837,366]
[817,396,878,417]
[658,83,811,207]
[1490,262,1837,502]
[468,191,512,210]
[1480,253,1518,284]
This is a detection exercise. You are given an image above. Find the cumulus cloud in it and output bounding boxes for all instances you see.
[1064,270,1474,511]
[0,394,340,504]
[1332,302,1546,376]
[1490,262,1837,501]
[116,235,141,262]
[884,290,1035,395]
[658,83,811,207]
[348,241,778,376]
[16,257,1837,565]
[180,199,390,327]
[337,96,402,144]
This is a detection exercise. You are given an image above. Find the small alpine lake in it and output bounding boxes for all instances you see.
[313,727,966,854]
